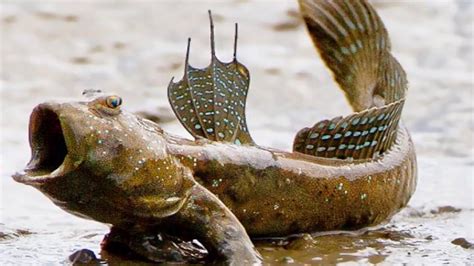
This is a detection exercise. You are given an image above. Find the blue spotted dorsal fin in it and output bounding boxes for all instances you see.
[168,11,254,145]
[293,99,404,160]
[298,0,407,112]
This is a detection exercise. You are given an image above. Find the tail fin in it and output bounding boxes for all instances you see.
[168,11,254,145]
[298,0,407,111]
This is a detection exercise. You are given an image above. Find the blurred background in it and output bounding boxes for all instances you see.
[1,0,473,264]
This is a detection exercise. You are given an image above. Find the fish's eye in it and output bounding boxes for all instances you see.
[106,96,122,109]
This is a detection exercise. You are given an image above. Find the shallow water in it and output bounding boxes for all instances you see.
[1,0,473,264]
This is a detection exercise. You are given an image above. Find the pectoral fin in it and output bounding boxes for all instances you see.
[173,183,262,264]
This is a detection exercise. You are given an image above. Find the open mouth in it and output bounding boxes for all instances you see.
[13,104,72,185]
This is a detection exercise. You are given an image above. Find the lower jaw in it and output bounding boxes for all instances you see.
[12,171,56,186]
[13,155,79,186]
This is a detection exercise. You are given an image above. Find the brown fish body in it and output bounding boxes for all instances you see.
[166,124,416,236]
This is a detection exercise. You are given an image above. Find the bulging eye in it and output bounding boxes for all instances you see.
[106,96,122,109]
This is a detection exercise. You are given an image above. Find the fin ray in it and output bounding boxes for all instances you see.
[299,0,407,111]
[168,12,254,145]
[294,0,408,159]
[293,99,405,160]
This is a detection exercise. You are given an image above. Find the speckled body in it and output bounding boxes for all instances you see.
[167,125,417,236]
[14,99,416,234]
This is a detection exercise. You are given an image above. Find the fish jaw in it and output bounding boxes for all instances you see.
[13,102,85,187]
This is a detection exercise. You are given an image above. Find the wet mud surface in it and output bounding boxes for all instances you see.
[1,0,473,264]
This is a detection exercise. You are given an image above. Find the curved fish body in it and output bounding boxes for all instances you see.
[166,125,416,237]
[13,0,417,264]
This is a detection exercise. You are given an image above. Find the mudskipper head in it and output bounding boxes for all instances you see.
[13,91,194,226]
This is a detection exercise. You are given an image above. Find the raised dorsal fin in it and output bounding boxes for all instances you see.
[298,0,407,111]
[168,11,254,145]
[294,0,408,159]
[293,99,404,160]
